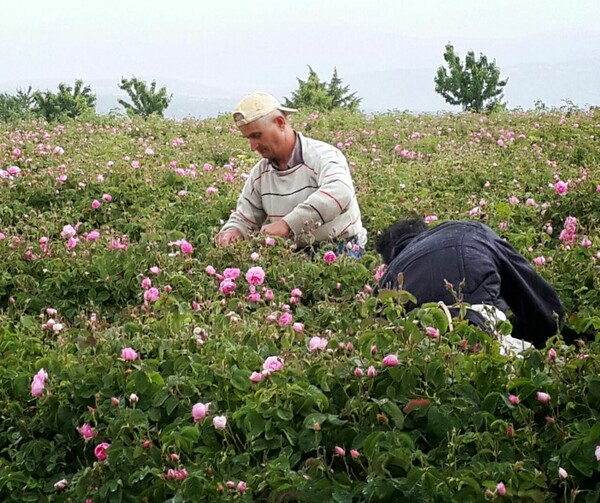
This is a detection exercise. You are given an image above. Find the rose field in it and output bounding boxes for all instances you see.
[0,107,599,502]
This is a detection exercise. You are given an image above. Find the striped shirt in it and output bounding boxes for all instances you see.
[221,132,367,247]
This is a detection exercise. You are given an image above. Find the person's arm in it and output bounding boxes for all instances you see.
[217,165,267,243]
[495,238,565,347]
[283,150,355,236]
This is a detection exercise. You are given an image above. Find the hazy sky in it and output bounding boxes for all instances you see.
[2,0,599,110]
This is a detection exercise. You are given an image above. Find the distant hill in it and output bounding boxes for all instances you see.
[1,59,598,119]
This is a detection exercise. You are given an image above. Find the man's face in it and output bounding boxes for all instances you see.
[239,116,285,162]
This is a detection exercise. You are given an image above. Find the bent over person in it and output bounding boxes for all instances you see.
[216,92,367,250]
[376,218,565,350]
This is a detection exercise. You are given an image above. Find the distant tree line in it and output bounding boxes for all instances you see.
[0,45,511,122]
[0,76,172,122]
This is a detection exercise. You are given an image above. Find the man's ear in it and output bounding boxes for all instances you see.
[273,114,287,130]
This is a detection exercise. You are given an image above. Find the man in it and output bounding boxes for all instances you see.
[215,92,367,250]
[376,218,565,349]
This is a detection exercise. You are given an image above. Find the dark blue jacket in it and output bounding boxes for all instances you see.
[378,221,564,348]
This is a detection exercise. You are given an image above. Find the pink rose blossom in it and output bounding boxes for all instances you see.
[292,322,304,333]
[91,199,101,209]
[354,368,363,377]
[77,423,98,440]
[265,289,274,301]
[205,265,216,275]
[180,240,194,254]
[581,237,592,248]
[213,415,227,430]
[278,312,293,325]
[192,402,211,422]
[290,288,303,297]
[555,180,568,196]
[251,252,260,261]
[263,356,284,373]
[102,193,112,202]
[334,446,346,456]
[223,267,241,279]
[86,230,100,241]
[219,279,237,295]
[144,287,160,303]
[424,215,438,224]
[245,266,265,285]
[265,237,276,246]
[537,391,551,403]
[508,394,520,405]
[324,251,337,264]
[54,479,68,490]
[595,445,600,461]
[141,277,152,289]
[31,368,48,397]
[94,442,110,461]
[558,467,568,479]
[367,365,377,377]
[496,482,506,496]
[309,336,328,352]
[249,372,263,383]
[426,326,440,339]
[120,347,138,361]
[350,449,360,459]
[237,481,247,493]
[382,354,399,367]
[533,256,546,267]
[129,393,139,404]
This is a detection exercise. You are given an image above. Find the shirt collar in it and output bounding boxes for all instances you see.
[268,132,303,171]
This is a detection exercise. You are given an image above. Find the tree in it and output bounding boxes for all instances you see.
[0,86,34,122]
[284,66,361,112]
[118,76,172,118]
[434,43,508,113]
[32,80,96,121]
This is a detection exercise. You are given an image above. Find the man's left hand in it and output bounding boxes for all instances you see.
[261,220,290,238]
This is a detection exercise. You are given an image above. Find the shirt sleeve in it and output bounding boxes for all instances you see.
[220,164,267,237]
[283,150,355,235]
[494,237,565,347]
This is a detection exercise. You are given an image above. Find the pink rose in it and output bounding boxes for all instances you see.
[91,199,101,209]
[595,445,600,461]
[245,266,265,285]
[558,467,568,479]
[192,402,211,422]
[324,251,337,264]
[278,312,293,325]
[86,230,100,241]
[237,481,247,493]
[508,394,520,405]
[382,354,399,367]
[292,322,304,333]
[144,287,160,303]
[54,479,68,490]
[496,482,506,496]
[31,368,48,397]
[219,278,237,295]
[249,372,263,383]
[223,267,241,279]
[555,180,568,196]
[290,288,303,297]
[308,336,328,352]
[426,326,440,339]
[367,365,377,378]
[180,240,194,255]
[120,347,138,361]
[77,423,97,440]
[213,415,227,430]
[350,449,360,459]
[262,356,284,373]
[334,446,346,456]
[205,265,216,275]
[354,368,363,377]
[537,391,551,403]
[94,442,110,461]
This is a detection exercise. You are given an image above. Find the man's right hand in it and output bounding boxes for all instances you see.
[215,229,243,247]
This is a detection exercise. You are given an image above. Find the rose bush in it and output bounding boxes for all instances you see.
[0,108,598,501]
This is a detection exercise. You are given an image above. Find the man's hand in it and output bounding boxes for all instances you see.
[261,220,290,238]
[215,229,243,247]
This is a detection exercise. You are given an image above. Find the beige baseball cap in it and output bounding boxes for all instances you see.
[233,92,297,127]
